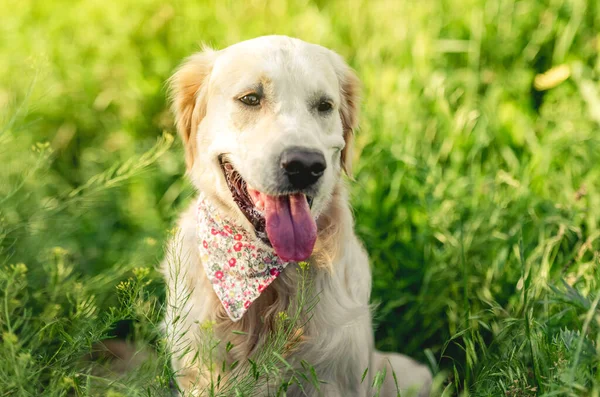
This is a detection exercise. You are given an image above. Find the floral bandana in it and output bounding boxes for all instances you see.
[197,194,290,322]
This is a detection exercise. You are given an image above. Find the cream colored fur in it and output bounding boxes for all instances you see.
[162,35,431,396]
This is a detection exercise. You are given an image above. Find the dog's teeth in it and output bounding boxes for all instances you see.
[255,199,264,211]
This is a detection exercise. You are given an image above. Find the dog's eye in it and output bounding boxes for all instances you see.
[317,101,333,112]
[239,94,261,106]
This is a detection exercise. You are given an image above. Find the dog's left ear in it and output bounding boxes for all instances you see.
[330,54,361,177]
[168,48,217,170]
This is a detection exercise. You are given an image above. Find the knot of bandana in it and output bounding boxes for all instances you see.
[197,194,290,321]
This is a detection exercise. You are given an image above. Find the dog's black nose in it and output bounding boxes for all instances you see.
[281,148,326,189]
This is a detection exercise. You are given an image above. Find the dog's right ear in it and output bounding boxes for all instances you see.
[168,48,217,169]
[328,51,361,178]
[338,67,360,177]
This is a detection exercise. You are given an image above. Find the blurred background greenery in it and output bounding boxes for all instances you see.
[1,0,599,395]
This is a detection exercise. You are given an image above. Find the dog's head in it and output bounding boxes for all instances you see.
[169,36,360,262]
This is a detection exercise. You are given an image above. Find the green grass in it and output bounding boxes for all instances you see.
[1,0,599,395]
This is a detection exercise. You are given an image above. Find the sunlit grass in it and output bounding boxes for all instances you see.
[1,0,599,395]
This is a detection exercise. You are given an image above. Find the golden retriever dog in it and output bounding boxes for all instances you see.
[162,35,431,396]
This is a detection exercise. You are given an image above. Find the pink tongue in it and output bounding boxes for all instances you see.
[263,194,317,262]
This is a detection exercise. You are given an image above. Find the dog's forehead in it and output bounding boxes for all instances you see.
[210,37,340,97]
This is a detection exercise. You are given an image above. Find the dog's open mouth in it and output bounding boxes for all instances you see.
[219,156,317,262]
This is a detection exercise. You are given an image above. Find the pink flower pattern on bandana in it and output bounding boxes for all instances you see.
[197,194,290,322]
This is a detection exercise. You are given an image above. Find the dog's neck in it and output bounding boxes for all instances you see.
[197,183,351,323]
[204,183,352,359]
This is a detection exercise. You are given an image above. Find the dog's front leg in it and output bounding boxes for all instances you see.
[162,204,227,396]
[371,350,432,397]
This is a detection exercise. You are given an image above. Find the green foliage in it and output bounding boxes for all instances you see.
[0,131,175,395]
[1,0,599,395]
